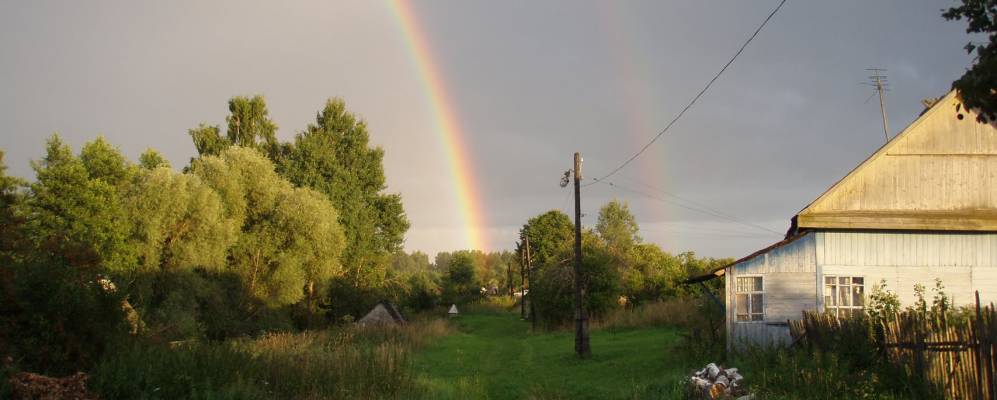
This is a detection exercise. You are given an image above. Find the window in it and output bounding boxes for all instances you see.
[735,276,764,322]
[824,276,864,318]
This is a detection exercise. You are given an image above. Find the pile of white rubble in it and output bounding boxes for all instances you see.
[687,363,751,399]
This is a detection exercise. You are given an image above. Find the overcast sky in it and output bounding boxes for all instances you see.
[0,1,978,259]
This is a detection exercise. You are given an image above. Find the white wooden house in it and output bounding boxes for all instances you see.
[687,90,997,347]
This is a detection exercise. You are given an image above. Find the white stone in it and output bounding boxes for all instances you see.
[706,363,720,380]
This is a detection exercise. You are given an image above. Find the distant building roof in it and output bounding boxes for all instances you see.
[357,301,406,326]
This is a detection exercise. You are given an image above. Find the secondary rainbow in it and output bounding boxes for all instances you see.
[597,4,672,224]
[388,0,488,251]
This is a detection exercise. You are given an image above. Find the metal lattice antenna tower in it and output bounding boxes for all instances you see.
[863,68,890,142]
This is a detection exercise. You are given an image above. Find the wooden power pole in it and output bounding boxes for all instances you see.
[526,236,535,330]
[520,234,527,319]
[572,152,591,358]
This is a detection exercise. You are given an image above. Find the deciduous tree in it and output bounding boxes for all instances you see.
[595,199,641,252]
[191,147,344,308]
[944,0,997,120]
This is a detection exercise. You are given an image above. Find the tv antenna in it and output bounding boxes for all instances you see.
[863,68,890,142]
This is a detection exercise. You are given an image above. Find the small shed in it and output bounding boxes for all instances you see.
[687,90,997,348]
[357,301,406,326]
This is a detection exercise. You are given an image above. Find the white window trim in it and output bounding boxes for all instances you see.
[823,275,866,317]
[734,274,765,324]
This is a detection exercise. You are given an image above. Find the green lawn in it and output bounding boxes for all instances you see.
[412,310,689,399]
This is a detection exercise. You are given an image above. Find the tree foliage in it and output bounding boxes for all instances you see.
[189,96,279,158]
[1,95,417,373]
[189,96,410,299]
[25,135,133,271]
[125,167,235,274]
[441,252,479,305]
[138,149,170,170]
[518,210,573,270]
[944,0,997,120]
[280,99,409,288]
[596,199,641,252]
[518,202,733,326]
[191,147,344,308]
[530,232,620,327]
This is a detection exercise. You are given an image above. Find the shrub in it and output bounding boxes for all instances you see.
[0,257,128,374]
[529,233,619,329]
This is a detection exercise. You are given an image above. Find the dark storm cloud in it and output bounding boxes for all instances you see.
[0,0,976,258]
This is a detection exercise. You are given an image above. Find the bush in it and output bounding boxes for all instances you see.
[324,275,396,323]
[402,272,440,313]
[734,345,905,400]
[530,233,620,329]
[440,253,481,306]
[0,257,128,374]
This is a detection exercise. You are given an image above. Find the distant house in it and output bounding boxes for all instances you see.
[357,302,406,326]
[687,90,997,347]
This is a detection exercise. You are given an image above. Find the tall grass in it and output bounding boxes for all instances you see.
[731,345,908,400]
[592,299,699,330]
[90,319,452,400]
[593,298,727,366]
[462,296,518,314]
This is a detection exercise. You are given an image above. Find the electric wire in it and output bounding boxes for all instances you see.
[584,0,788,186]
[613,173,779,234]
[592,179,783,236]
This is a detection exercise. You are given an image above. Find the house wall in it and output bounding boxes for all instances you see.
[816,230,997,307]
[726,230,997,349]
[727,233,816,348]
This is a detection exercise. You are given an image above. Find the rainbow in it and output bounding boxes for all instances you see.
[388,0,489,251]
[596,4,672,223]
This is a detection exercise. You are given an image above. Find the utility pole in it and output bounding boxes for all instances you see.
[506,263,512,296]
[526,236,535,330]
[520,234,526,319]
[572,152,590,358]
[867,68,890,143]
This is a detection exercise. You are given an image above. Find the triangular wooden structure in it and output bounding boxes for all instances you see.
[356,301,406,326]
[795,90,997,232]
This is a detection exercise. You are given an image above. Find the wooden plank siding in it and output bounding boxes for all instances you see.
[798,91,997,232]
[728,233,817,348]
[727,231,997,348]
[817,231,997,306]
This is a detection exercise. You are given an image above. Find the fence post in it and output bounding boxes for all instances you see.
[977,291,995,400]
[973,292,984,400]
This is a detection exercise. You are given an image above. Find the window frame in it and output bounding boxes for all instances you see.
[734,275,765,323]
[823,275,866,318]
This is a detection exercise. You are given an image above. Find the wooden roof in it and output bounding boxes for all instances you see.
[796,90,997,231]
[683,232,809,283]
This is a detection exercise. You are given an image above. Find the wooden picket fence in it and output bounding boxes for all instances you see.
[789,292,996,399]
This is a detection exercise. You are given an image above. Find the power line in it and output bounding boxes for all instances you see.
[593,179,783,236]
[639,227,776,239]
[618,174,782,235]
[586,0,788,186]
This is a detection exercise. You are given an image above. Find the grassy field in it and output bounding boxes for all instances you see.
[413,309,688,399]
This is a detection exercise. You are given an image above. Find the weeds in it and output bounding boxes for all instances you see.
[90,319,452,400]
